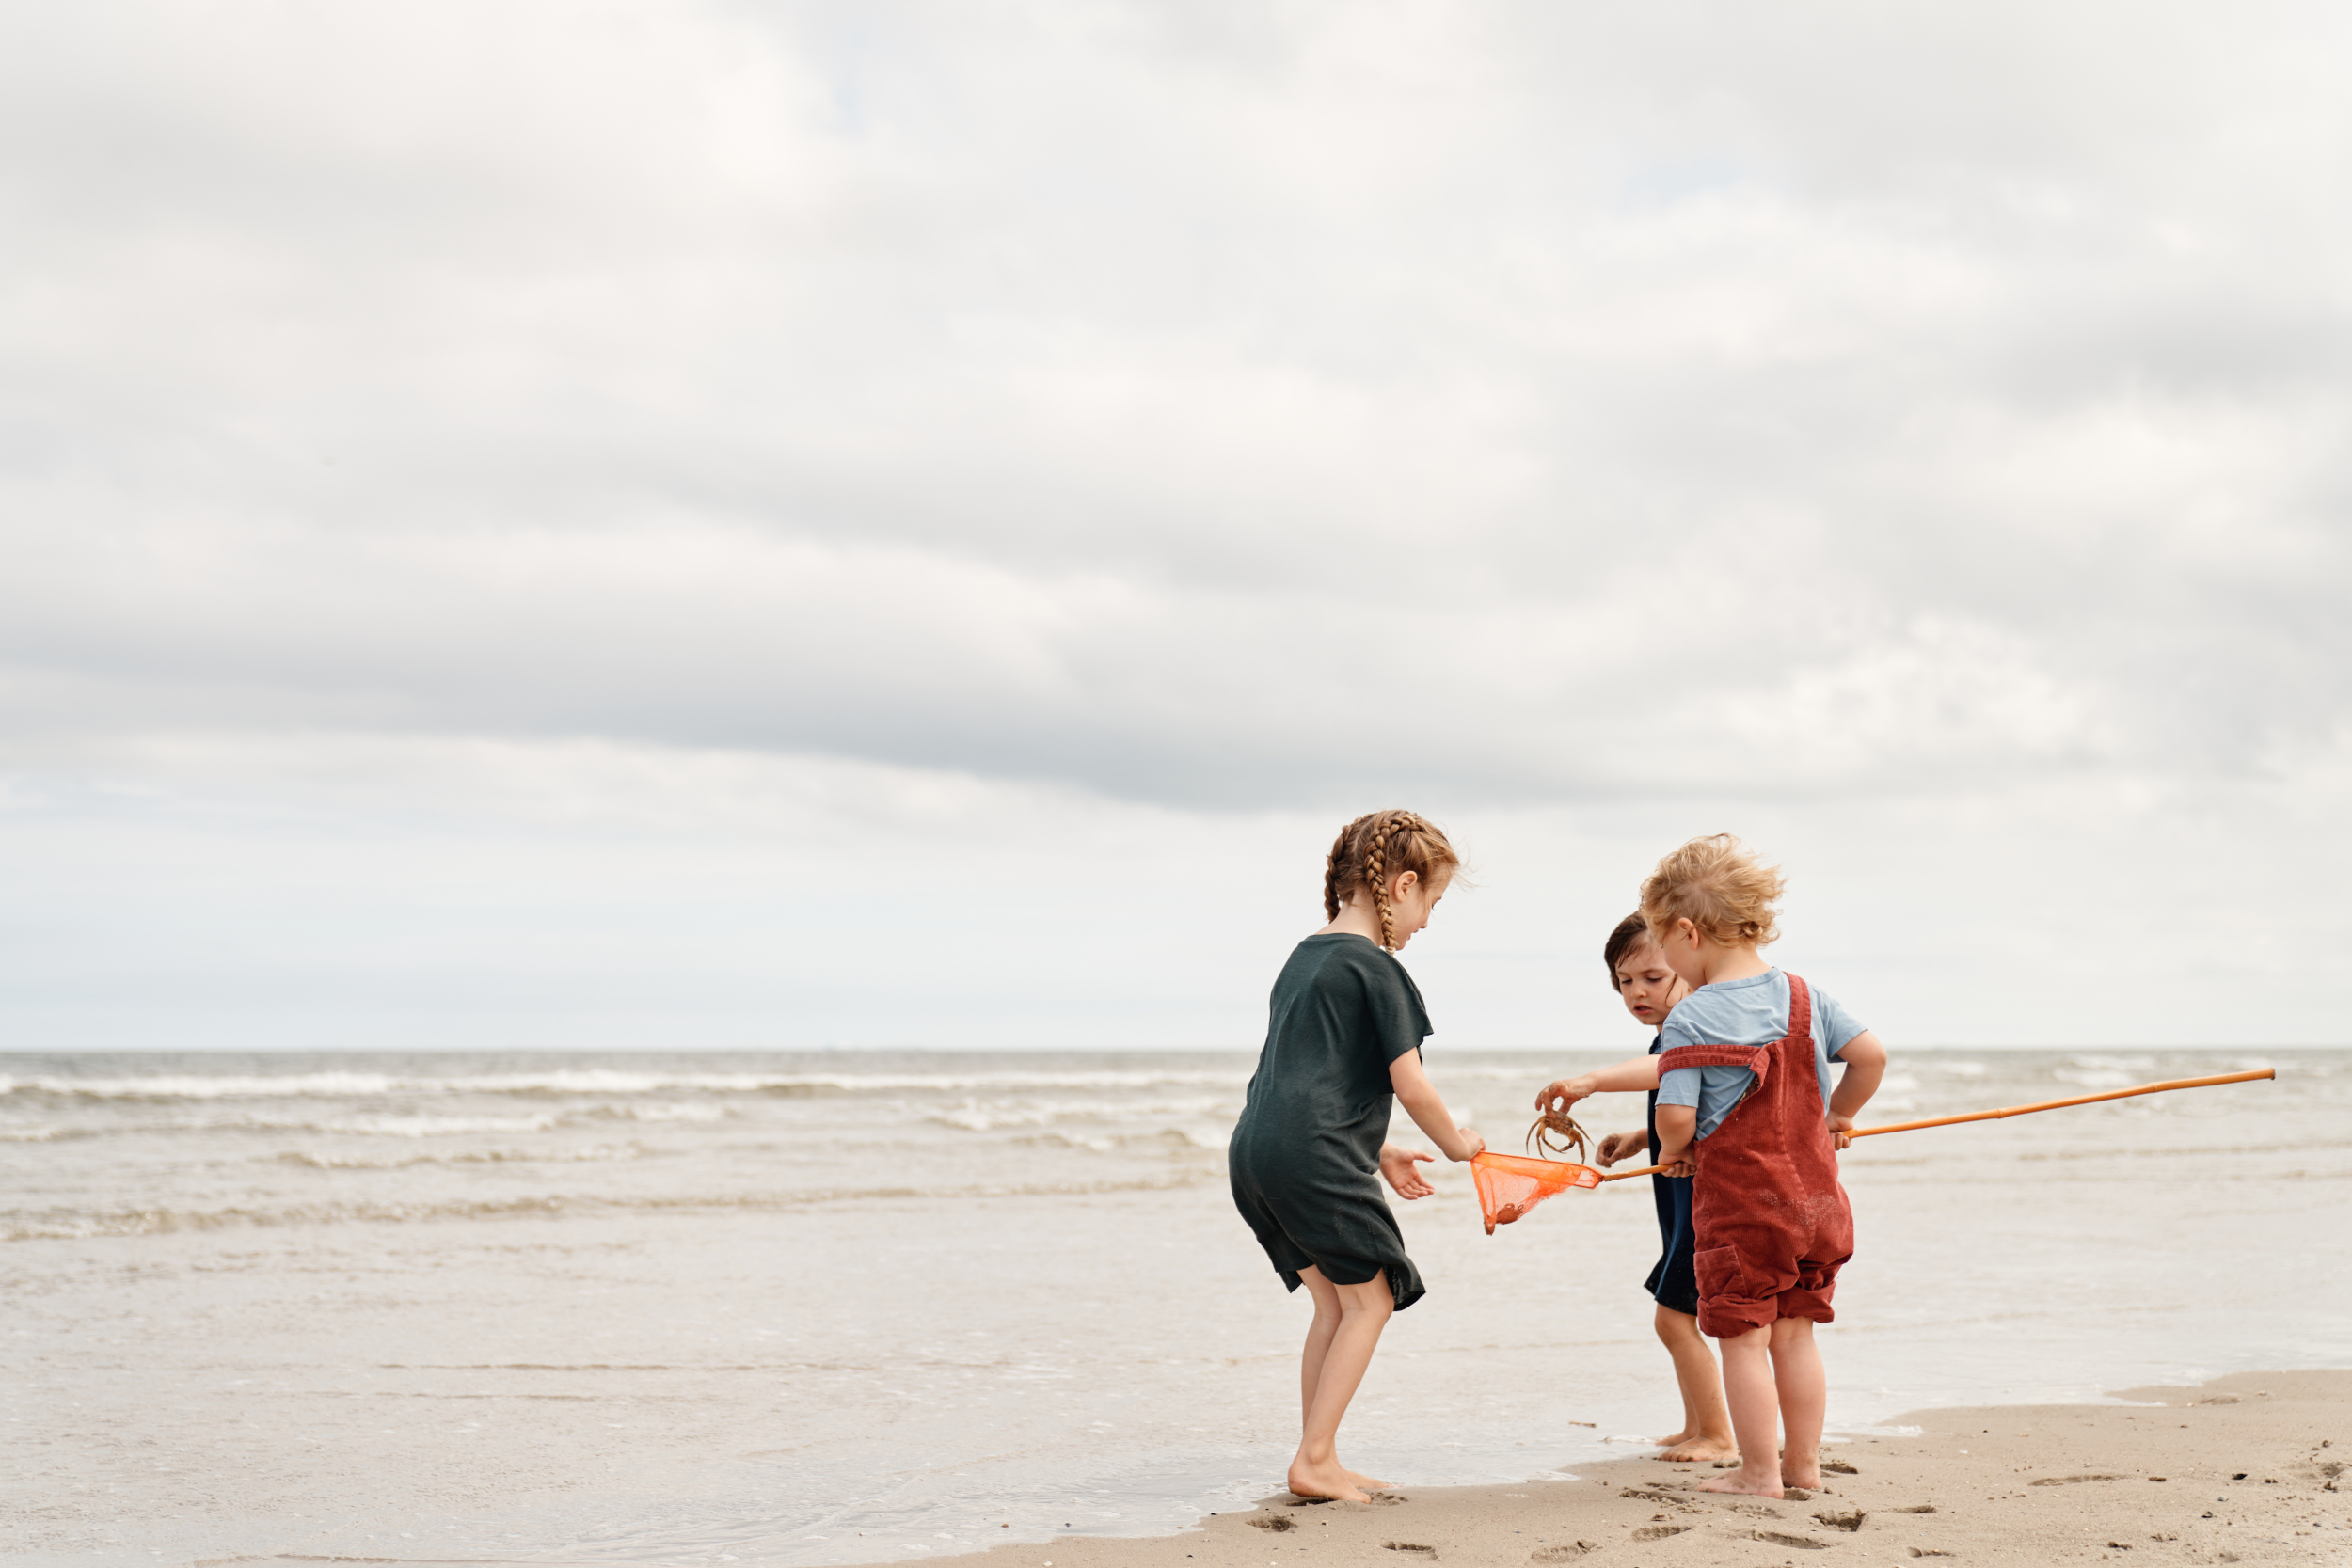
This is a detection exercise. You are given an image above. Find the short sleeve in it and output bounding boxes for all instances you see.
[1359,950,1433,1066]
[1658,996,1719,1106]
[1656,1067,1703,1107]
[1814,988,1867,1056]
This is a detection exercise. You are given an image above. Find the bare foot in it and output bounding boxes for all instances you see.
[1661,1433,1738,1464]
[1343,1468,1391,1491]
[1651,1428,1697,1448]
[1781,1458,1822,1491]
[1287,1457,1370,1503]
[1699,1467,1785,1497]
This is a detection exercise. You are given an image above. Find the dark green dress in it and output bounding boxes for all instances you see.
[1228,932,1433,1312]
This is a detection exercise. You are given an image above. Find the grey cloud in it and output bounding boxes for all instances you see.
[1,1,2346,810]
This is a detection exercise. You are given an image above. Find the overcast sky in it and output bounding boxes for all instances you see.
[3,1,2346,1052]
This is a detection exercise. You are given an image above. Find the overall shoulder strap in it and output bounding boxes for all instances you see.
[1656,1043,1772,1083]
[1782,973,1813,1045]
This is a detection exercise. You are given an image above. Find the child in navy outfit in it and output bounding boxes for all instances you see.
[1538,915,1735,1464]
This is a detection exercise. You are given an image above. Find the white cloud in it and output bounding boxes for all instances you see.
[0,1,2345,1045]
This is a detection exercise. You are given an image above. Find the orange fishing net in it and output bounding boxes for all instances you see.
[1470,1151,1599,1234]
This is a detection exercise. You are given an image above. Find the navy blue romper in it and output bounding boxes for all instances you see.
[1642,1031,1701,1316]
[1229,933,1432,1313]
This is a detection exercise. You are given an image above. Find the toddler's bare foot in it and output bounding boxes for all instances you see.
[1699,1466,1785,1497]
[1287,1457,1370,1503]
[1661,1433,1738,1464]
[1343,1467,1391,1491]
[1781,1457,1822,1491]
[1651,1428,1697,1449]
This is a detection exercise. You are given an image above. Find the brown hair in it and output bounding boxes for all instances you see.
[1639,833,1785,948]
[1602,912,1649,989]
[1323,810,1461,953]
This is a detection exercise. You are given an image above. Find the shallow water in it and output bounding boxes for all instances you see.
[3,1047,2344,1567]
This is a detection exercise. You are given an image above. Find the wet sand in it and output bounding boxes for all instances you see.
[938,1371,2349,1568]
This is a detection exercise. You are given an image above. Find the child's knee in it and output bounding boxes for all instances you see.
[1715,1323,1771,1355]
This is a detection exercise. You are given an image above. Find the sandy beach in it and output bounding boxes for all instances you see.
[935,1372,2349,1568]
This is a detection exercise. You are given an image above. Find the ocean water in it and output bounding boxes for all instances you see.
[4,1047,2345,1568]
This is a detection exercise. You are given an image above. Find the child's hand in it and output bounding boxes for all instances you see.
[1828,1113,1856,1150]
[1379,1143,1436,1199]
[1450,1126,1486,1162]
[1534,1077,1591,1120]
[1658,1156,1695,1179]
[1594,1131,1643,1167]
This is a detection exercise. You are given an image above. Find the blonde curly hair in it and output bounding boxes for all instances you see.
[1639,833,1785,949]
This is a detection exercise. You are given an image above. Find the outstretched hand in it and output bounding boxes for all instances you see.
[1379,1143,1436,1199]
[1594,1131,1645,1167]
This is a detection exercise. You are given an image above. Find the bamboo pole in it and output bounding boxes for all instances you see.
[1596,1067,2275,1183]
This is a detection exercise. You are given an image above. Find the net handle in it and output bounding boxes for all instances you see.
[1596,1068,2276,1183]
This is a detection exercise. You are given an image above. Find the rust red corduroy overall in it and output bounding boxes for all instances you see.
[1656,974,1854,1340]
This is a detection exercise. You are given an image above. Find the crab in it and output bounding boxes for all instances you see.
[1525,1101,1590,1164]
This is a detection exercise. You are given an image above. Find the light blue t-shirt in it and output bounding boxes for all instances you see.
[1655,969,1867,1140]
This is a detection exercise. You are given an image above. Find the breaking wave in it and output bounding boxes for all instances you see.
[276,1143,648,1170]
[923,1095,1235,1131]
[1,1173,1216,1242]
[0,1068,1255,1101]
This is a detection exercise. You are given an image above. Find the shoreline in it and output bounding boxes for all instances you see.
[934,1370,2348,1568]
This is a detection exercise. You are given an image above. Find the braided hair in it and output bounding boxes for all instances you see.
[1323,810,1462,952]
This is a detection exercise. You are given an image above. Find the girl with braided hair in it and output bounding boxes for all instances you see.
[1228,810,1486,1503]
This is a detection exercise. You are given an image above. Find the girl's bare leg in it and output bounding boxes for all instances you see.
[1288,1267,1394,1502]
[1297,1268,1344,1423]
[1700,1323,1785,1496]
[1650,1305,1736,1462]
[1294,1270,1390,1492]
[1766,1318,1825,1490]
